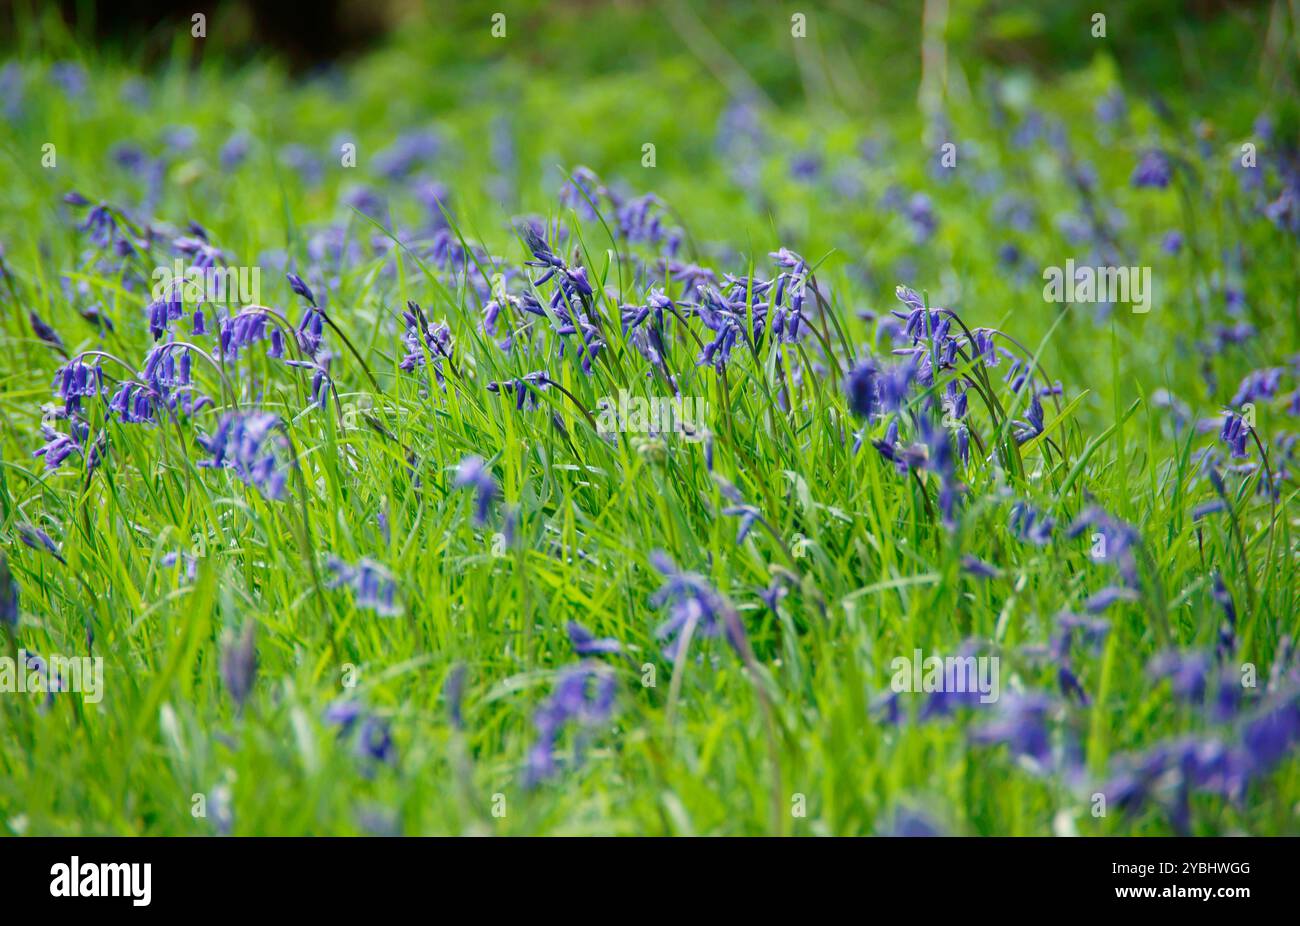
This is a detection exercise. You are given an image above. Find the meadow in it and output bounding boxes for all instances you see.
[1,1,1298,836]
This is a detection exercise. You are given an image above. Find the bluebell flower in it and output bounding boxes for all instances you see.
[325,699,398,767]
[219,132,250,170]
[18,524,60,558]
[219,309,276,361]
[29,311,65,352]
[1148,650,1212,703]
[325,556,400,616]
[487,371,551,411]
[196,412,289,499]
[961,554,998,579]
[567,621,622,656]
[525,664,617,786]
[1131,149,1173,189]
[220,622,257,710]
[453,455,498,526]
[34,423,87,471]
[1012,391,1045,444]
[51,360,103,414]
[1066,506,1141,586]
[970,693,1052,766]
[845,359,879,418]
[1161,230,1184,255]
[399,302,454,380]
[0,553,18,630]
[1083,585,1138,614]
[1230,367,1283,407]
[1191,499,1227,519]
[287,271,318,308]
[649,551,741,661]
[1009,501,1054,546]
[1219,411,1249,458]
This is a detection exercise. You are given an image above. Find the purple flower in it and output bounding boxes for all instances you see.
[1131,149,1173,189]
[1083,585,1138,614]
[196,412,290,499]
[1219,411,1249,459]
[325,556,399,616]
[961,554,998,579]
[0,554,18,629]
[1012,391,1045,444]
[287,272,317,308]
[220,622,257,710]
[970,693,1052,766]
[1067,506,1141,586]
[649,551,741,661]
[29,311,65,352]
[525,664,617,786]
[1009,501,1054,546]
[845,359,879,418]
[51,360,103,415]
[18,524,60,558]
[487,371,551,411]
[325,699,397,767]
[1230,367,1283,407]
[567,621,621,656]
[453,455,498,526]
[1148,650,1212,703]
[1191,499,1227,519]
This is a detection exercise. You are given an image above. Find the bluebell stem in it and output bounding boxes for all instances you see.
[453,455,498,526]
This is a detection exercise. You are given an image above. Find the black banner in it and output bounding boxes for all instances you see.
[3,836,1289,912]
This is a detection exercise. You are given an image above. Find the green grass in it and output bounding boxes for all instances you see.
[1,1,1299,835]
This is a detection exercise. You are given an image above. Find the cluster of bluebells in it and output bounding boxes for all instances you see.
[524,663,617,786]
[196,412,290,500]
[324,699,397,769]
[325,556,399,616]
[648,551,745,661]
